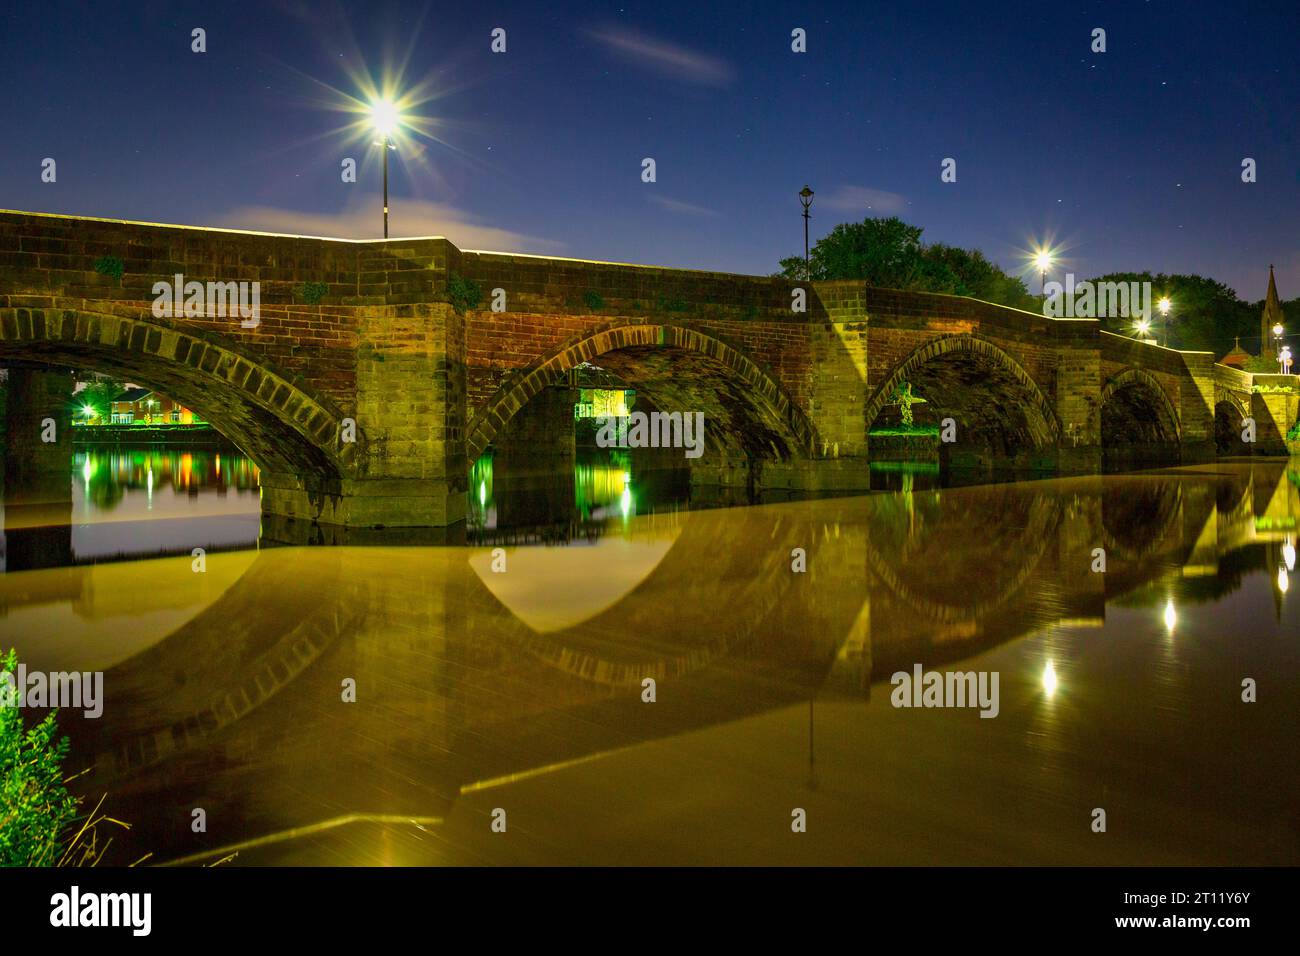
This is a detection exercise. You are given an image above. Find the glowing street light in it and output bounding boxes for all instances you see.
[1033,250,1054,295]
[1135,318,1153,341]
[1157,296,1172,347]
[368,96,403,238]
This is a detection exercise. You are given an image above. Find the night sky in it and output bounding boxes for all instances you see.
[3,0,1298,298]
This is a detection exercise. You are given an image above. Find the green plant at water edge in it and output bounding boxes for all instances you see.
[1288,421,1300,442]
[296,281,329,305]
[869,425,940,438]
[447,274,482,314]
[1252,383,1297,394]
[889,382,927,427]
[92,256,124,281]
[0,648,77,866]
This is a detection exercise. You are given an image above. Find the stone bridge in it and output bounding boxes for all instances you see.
[0,210,1293,529]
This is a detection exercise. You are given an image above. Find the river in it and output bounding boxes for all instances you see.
[0,445,1296,865]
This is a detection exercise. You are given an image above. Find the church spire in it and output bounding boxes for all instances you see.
[1261,264,1285,355]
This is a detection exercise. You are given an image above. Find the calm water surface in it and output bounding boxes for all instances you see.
[1,447,1297,865]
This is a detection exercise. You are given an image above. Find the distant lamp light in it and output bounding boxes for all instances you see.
[1157,296,1171,316]
[1042,661,1058,697]
[1135,318,1152,338]
[1279,566,1290,594]
[1163,598,1177,633]
[1274,323,1285,338]
[82,404,95,418]
[1284,538,1296,572]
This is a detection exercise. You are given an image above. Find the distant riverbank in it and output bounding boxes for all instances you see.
[71,424,236,447]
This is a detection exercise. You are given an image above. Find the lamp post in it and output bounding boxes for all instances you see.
[368,98,401,238]
[1157,296,1172,347]
[1274,322,1285,373]
[799,185,814,280]
[1034,250,1053,296]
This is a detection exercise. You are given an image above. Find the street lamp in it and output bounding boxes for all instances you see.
[1033,250,1053,295]
[369,97,402,238]
[1157,296,1171,347]
[1135,318,1152,341]
[1274,322,1285,372]
[798,186,814,280]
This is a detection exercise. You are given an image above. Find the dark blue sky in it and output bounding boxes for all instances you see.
[3,0,1298,298]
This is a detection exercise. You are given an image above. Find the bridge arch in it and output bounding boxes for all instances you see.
[1214,392,1251,455]
[0,306,362,480]
[1099,367,1181,449]
[864,333,1061,455]
[466,320,820,464]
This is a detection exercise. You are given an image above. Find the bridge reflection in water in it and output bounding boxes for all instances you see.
[1,462,1298,866]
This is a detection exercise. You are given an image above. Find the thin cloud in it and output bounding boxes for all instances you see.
[215,197,564,253]
[587,27,735,87]
[818,185,910,216]
[647,195,720,218]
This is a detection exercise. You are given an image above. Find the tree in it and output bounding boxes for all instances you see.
[921,243,1037,309]
[1086,272,1253,355]
[75,375,126,423]
[778,216,1033,308]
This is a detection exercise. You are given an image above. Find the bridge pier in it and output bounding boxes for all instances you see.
[2,365,74,569]
[1249,379,1298,456]
[1054,342,1104,474]
[259,300,468,531]
[1178,353,1217,462]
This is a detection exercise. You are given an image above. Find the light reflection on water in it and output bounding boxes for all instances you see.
[0,457,1298,865]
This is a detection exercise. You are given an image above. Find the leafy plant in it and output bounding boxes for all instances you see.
[888,382,927,427]
[1251,383,1296,394]
[296,281,329,305]
[447,274,482,314]
[0,649,78,866]
[92,256,124,281]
